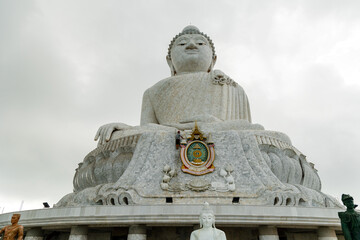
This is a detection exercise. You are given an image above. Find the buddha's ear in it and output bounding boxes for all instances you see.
[208,55,217,72]
[166,55,176,76]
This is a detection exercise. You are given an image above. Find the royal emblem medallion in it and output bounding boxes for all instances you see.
[180,122,215,175]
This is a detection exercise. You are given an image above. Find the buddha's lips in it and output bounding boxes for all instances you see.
[185,49,199,54]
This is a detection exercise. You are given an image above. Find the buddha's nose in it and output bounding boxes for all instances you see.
[186,41,197,49]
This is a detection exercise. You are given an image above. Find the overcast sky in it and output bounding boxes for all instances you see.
[1,0,360,213]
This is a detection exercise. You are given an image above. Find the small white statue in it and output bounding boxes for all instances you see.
[190,202,227,240]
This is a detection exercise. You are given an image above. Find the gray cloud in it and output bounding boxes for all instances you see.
[1,0,360,212]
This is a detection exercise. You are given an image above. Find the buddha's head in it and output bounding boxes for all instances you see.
[199,202,215,228]
[167,25,217,76]
[11,214,20,224]
[342,194,358,210]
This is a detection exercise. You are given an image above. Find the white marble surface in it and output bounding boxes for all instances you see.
[57,25,340,212]
[259,226,279,240]
[59,125,339,209]
[168,27,214,75]
[24,228,43,240]
[318,227,338,240]
[69,226,88,240]
[94,25,251,144]
[128,225,146,240]
[0,205,341,229]
[140,71,251,126]
[24,236,43,240]
[190,203,226,240]
[259,236,279,240]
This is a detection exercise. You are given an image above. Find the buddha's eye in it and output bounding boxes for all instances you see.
[177,41,187,46]
[197,42,205,46]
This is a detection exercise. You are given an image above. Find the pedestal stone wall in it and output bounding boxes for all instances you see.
[0,205,344,240]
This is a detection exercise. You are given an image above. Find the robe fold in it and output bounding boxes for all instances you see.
[141,71,251,125]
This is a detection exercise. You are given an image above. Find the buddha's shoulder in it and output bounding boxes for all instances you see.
[190,228,226,237]
[215,228,226,236]
[145,72,211,93]
[145,70,243,95]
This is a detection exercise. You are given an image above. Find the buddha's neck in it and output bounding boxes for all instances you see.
[202,226,214,231]
[176,71,208,76]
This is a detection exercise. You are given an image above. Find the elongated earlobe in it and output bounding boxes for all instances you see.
[166,55,176,76]
[207,55,217,72]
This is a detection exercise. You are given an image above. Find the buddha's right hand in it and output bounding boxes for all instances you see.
[94,123,131,146]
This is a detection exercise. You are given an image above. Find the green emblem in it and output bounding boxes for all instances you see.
[180,122,215,175]
[186,141,209,165]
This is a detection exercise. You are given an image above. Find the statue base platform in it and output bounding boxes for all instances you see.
[0,204,344,239]
[56,121,341,209]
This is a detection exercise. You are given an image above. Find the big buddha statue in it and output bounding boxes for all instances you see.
[56,26,340,209]
[94,25,251,145]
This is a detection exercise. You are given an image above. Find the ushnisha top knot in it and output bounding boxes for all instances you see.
[200,202,214,215]
[167,25,216,60]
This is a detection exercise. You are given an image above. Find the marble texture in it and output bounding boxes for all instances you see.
[318,227,338,240]
[190,203,227,240]
[0,205,343,229]
[94,25,250,144]
[128,225,146,240]
[0,205,344,240]
[168,30,214,75]
[68,226,88,240]
[24,228,43,240]
[259,226,279,240]
[259,236,279,240]
[55,25,341,211]
[57,124,340,208]
[140,71,251,126]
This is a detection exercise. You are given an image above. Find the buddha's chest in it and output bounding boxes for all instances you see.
[151,74,223,124]
[197,230,215,240]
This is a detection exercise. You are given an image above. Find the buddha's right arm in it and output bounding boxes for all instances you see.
[94,122,131,146]
[140,89,158,125]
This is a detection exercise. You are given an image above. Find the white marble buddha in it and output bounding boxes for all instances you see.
[95,25,252,145]
[141,25,251,126]
[57,26,339,209]
[190,202,226,240]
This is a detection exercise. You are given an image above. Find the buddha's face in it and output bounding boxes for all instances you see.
[11,215,20,224]
[169,34,216,75]
[200,213,214,228]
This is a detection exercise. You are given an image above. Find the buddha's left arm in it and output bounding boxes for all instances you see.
[236,85,252,123]
[219,230,227,240]
[189,231,196,240]
[140,89,158,125]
